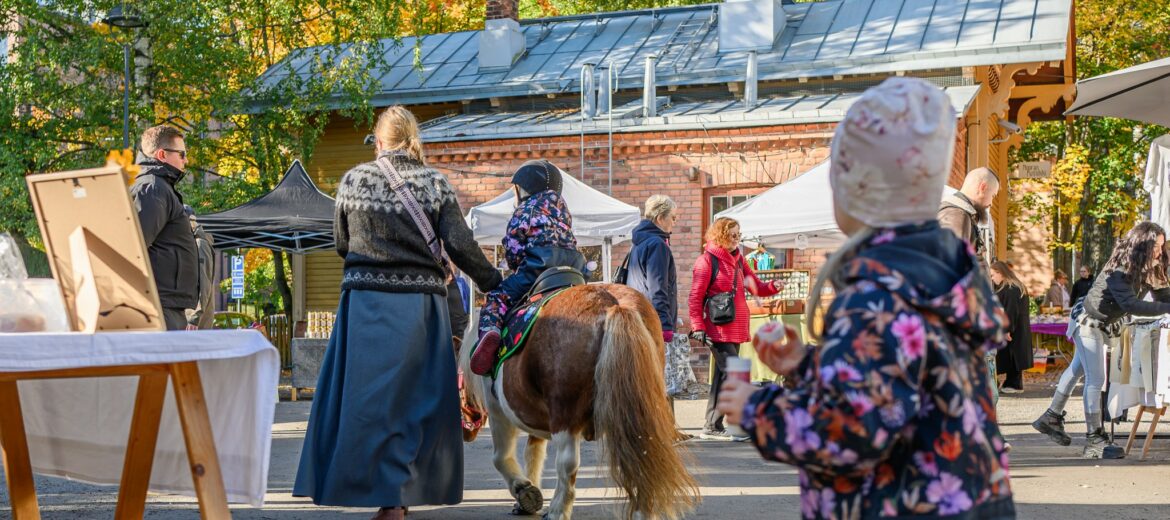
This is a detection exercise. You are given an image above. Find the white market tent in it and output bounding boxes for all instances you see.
[465,169,641,282]
[716,160,968,251]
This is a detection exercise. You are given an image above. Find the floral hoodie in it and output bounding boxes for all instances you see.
[502,190,577,271]
[742,222,1014,519]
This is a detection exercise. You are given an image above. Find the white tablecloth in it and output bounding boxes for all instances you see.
[0,330,279,507]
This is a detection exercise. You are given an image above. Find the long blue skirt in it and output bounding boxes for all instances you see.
[293,289,462,507]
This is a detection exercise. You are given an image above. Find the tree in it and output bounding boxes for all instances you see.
[1010,0,1169,272]
[2,0,408,312]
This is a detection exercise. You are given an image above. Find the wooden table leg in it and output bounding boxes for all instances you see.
[0,381,40,520]
[169,362,230,520]
[1126,406,1146,456]
[115,373,169,520]
[1141,406,1165,461]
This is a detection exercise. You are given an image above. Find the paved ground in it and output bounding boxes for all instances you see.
[4,383,1170,519]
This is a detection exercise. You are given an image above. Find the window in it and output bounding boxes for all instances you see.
[708,194,755,223]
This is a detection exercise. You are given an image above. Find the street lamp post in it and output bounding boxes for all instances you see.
[101,4,146,150]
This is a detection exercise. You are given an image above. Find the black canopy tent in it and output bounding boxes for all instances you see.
[198,160,335,253]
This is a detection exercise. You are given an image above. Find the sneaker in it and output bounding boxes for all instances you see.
[1083,429,1126,459]
[699,428,733,441]
[1000,386,1024,394]
[731,434,751,443]
[1032,409,1072,446]
[470,330,501,376]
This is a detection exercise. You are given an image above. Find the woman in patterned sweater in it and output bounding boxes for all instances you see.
[717,78,1014,519]
[294,106,501,520]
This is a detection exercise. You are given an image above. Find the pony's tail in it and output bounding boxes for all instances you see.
[594,303,700,520]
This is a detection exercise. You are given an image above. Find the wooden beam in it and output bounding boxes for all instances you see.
[0,364,169,382]
[170,362,230,520]
[115,373,169,519]
[0,381,40,520]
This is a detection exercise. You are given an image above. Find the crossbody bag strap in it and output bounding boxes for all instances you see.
[375,155,452,274]
[705,252,719,295]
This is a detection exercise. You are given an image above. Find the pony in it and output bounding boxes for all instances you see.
[460,283,700,519]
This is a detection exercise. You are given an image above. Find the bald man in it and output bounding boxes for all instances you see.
[939,167,999,269]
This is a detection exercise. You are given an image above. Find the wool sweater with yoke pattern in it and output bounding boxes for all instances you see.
[334,154,501,296]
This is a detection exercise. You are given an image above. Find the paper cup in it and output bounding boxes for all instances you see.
[724,356,752,437]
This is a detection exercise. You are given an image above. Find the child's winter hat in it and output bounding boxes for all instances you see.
[829,77,956,228]
[511,160,564,195]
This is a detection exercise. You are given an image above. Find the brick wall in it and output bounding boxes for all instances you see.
[425,123,837,327]
[485,0,518,21]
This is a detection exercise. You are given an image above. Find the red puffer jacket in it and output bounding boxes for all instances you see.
[688,242,780,344]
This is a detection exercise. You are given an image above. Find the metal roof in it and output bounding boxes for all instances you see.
[418,85,981,142]
[256,0,1070,107]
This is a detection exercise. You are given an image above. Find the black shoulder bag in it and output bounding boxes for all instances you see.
[613,254,631,284]
[703,252,738,325]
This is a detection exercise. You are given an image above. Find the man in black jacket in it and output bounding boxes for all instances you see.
[131,125,198,330]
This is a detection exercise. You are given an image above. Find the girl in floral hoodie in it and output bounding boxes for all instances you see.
[717,78,1014,519]
[470,160,585,375]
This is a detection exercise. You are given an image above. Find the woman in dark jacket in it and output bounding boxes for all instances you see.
[1033,221,1170,459]
[716,78,1014,518]
[294,106,502,520]
[627,195,689,430]
[628,195,679,343]
[1069,265,1094,306]
[990,261,1032,394]
[688,216,782,441]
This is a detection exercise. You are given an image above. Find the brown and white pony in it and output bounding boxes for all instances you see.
[461,284,700,519]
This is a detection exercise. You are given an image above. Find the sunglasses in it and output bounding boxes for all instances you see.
[163,148,188,160]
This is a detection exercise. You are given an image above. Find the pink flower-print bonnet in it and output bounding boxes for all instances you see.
[829,77,957,228]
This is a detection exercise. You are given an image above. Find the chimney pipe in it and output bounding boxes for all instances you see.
[597,64,613,116]
[479,0,524,71]
[643,55,657,118]
[745,50,758,108]
[580,63,596,119]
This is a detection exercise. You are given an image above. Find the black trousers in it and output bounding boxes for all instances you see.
[1001,366,1023,390]
[704,341,740,431]
[163,307,188,331]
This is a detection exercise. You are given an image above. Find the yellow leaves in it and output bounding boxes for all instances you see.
[1049,144,1091,208]
[105,149,141,185]
[244,248,272,272]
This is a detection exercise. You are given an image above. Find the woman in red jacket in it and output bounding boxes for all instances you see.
[689,217,782,441]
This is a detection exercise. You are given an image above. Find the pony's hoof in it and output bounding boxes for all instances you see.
[511,484,543,515]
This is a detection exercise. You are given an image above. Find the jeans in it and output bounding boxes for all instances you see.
[1052,322,1109,431]
[704,341,739,431]
[987,354,999,405]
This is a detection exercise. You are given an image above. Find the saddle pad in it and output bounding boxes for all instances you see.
[494,288,568,378]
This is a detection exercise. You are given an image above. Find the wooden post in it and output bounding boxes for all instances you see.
[1141,406,1166,461]
[1125,405,1146,456]
[115,373,169,519]
[0,381,40,520]
[169,362,230,519]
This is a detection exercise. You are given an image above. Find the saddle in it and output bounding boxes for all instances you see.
[491,267,586,378]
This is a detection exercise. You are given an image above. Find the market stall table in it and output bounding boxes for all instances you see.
[0,330,279,519]
[1031,320,1072,363]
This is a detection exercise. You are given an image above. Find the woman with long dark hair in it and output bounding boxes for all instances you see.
[1033,221,1170,459]
[990,261,1031,394]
